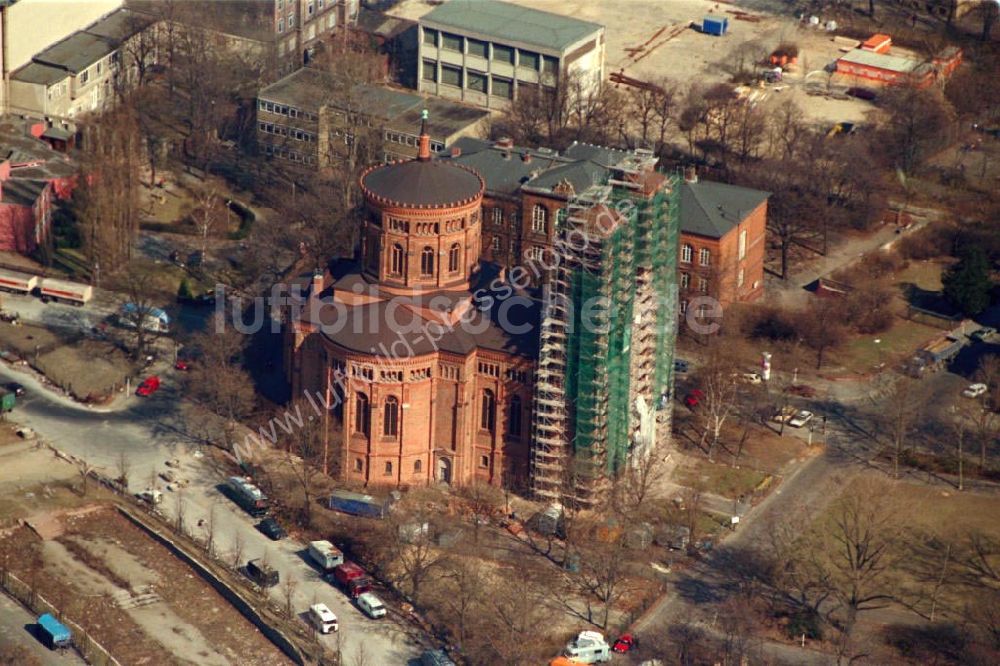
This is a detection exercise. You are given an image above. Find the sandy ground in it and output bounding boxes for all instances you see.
[388,0,880,127]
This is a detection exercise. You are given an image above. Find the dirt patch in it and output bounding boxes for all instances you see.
[36,338,133,400]
[0,508,290,666]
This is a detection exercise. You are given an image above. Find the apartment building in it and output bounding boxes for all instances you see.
[0,0,123,113]
[256,67,488,168]
[8,8,156,119]
[417,0,604,109]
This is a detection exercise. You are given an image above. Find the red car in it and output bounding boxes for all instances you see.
[136,375,161,397]
[175,360,191,371]
[684,389,704,408]
[612,633,635,653]
[787,384,817,398]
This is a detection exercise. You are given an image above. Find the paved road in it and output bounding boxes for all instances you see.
[0,363,424,666]
[0,592,86,665]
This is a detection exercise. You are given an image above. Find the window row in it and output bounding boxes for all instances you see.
[679,272,709,293]
[389,244,464,276]
[262,144,316,165]
[422,62,514,99]
[259,122,315,142]
[258,99,317,121]
[352,392,523,439]
[680,244,712,266]
[421,30,557,73]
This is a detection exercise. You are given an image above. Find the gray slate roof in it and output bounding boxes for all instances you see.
[421,0,603,53]
[33,32,115,74]
[11,62,69,86]
[83,8,156,43]
[679,180,770,239]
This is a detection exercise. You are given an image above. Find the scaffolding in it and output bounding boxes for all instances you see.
[530,151,679,506]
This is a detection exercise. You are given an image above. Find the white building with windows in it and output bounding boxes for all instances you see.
[417,0,604,109]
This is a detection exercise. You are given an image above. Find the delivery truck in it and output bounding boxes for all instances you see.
[119,303,171,333]
[0,268,38,295]
[328,561,373,598]
[308,540,344,572]
[226,476,269,517]
[39,278,92,306]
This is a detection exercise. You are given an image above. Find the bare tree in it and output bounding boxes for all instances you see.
[230,529,245,570]
[114,265,163,361]
[282,574,298,619]
[116,451,131,490]
[192,188,227,254]
[798,297,849,370]
[77,460,96,496]
[174,489,186,534]
[693,343,742,460]
[458,482,504,545]
[879,377,926,478]
[570,539,631,629]
[434,557,486,649]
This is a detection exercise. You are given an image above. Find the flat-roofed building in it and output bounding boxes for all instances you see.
[8,8,156,119]
[417,0,604,109]
[256,66,489,168]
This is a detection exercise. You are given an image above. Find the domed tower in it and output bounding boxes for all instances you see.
[358,111,485,294]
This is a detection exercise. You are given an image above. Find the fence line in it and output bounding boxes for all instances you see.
[0,569,121,666]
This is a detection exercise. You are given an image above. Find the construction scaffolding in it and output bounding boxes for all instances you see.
[531,152,679,505]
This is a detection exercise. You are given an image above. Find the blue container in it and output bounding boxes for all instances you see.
[37,613,72,649]
[702,16,728,36]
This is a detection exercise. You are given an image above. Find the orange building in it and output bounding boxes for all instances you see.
[676,169,769,308]
[285,121,537,490]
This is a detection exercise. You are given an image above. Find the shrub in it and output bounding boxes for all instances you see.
[743,306,799,342]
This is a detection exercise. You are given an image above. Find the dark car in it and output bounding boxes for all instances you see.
[5,382,25,396]
[786,384,817,398]
[257,517,287,541]
[674,359,690,373]
[846,86,877,101]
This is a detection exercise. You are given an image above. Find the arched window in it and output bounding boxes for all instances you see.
[420,246,435,276]
[481,389,496,432]
[354,392,370,436]
[414,459,422,473]
[531,204,548,234]
[383,396,399,436]
[448,243,461,273]
[508,395,522,437]
[699,247,711,266]
[681,244,693,263]
[391,243,405,275]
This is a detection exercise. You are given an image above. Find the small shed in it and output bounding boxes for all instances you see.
[702,16,729,36]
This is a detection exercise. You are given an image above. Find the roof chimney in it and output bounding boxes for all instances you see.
[684,166,698,183]
[496,136,514,149]
[450,146,462,158]
[417,109,431,162]
[521,151,532,163]
[311,271,324,299]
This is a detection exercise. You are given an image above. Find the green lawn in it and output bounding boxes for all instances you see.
[831,316,946,375]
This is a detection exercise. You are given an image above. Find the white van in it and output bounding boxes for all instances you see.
[308,603,338,633]
[564,630,611,663]
[357,592,387,619]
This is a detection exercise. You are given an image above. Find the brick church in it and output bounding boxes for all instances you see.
[285,119,537,490]
[285,118,681,496]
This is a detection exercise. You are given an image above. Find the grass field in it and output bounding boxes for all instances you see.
[830,316,946,375]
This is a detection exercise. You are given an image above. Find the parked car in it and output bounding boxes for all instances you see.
[5,382,24,396]
[684,389,704,408]
[135,375,161,397]
[738,372,762,385]
[771,406,798,424]
[612,633,636,653]
[136,488,163,505]
[789,410,814,428]
[674,359,690,373]
[308,603,338,634]
[421,649,456,666]
[963,383,988,399]
[971,327,996,343]
[357,592,387,619]
[257,517,287,540]
[174,359,191,371]
[846,86,877,101]
[786,384,817,398]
